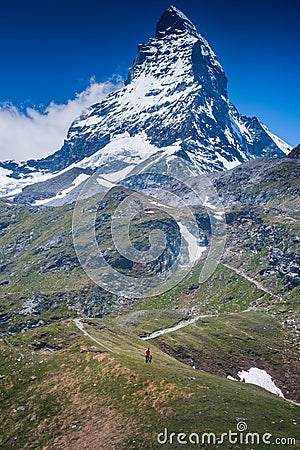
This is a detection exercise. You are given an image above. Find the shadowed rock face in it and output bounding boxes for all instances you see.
[155,5,198,38]
[287,143,300,158]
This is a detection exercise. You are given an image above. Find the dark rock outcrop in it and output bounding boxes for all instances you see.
[287,143,300,158]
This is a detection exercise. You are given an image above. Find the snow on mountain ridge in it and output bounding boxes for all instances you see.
[0,6,291,203]
[260,123,291,154]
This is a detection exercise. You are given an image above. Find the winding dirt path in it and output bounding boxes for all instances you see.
[74,318,114,353]
[222,262,281,300]
[140,313,218,340]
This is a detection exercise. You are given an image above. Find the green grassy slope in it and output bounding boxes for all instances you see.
[0,312,299,449]
[0,159,299,448]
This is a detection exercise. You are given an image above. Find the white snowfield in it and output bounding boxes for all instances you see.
[177,222,206,262]
[228,367,284,397]
[141,316,200,340]
[141,314,218,340]
[0,167,54,198]
[34,173,90,205]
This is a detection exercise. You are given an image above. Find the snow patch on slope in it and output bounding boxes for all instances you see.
[228,367,284,397]
[78,132,158,170]
[232,117,253,144]
[0,170,54,198]
[216,153,241,170]
[34,173,90,206]
[178,222,206,262]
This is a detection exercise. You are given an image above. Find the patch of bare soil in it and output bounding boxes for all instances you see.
[42,407,131,450]
[156,341,300,402]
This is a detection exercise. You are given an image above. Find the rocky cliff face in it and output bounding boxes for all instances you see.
[212,157,300,298]
[287,143,300,158]
[0,6,290,204]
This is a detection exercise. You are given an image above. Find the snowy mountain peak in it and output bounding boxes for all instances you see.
[155,5,198,39]
[0,6,291,204]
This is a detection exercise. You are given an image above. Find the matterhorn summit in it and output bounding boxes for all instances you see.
[0,6,290,204]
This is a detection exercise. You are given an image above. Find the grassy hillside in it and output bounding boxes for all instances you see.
[0,312,299,449]
[0,158,299,448]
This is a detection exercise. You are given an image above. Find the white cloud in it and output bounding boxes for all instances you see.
[0,79,121,162]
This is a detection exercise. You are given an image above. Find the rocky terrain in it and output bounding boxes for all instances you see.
[0,157,298,338]
[288,143,300,159]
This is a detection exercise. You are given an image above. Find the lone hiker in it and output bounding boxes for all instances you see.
[145,348,152,363]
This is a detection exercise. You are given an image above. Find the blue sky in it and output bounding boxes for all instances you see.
[0,0,299,160]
